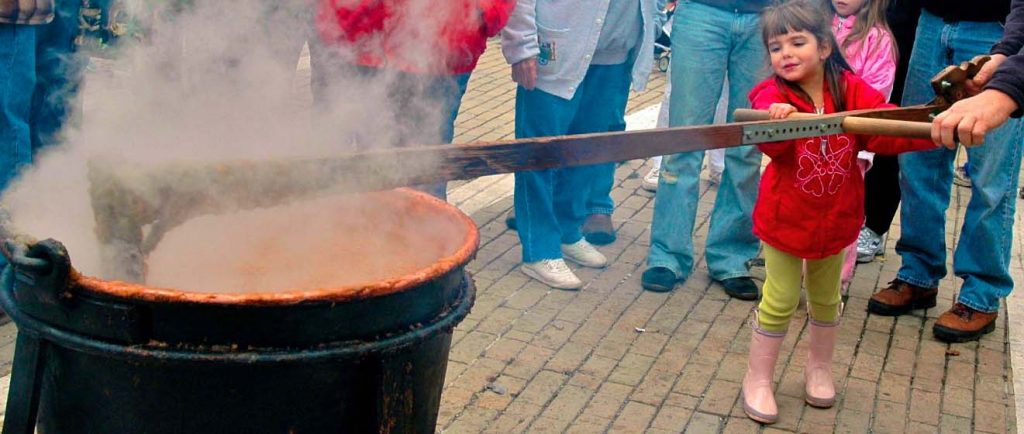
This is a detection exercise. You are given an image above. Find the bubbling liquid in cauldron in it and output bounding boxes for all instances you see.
[145,191,467,294]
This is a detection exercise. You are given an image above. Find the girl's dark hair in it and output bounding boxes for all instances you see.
[823,0,898,62]
[760,0,854,111]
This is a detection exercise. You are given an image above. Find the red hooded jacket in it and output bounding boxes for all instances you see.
[316,0,515,75]
[748,71,936,259]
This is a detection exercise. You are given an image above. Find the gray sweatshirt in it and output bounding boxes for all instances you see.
[594,0,644,65]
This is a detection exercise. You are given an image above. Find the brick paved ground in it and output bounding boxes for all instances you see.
[0,40,1020,433]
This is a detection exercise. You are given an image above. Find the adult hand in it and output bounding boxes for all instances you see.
[966,54,1007,95]
[932,89,1019,148]
[767,103,797,119]
[511,57,538,90]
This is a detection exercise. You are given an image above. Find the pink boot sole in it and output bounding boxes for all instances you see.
[742,387,779,424]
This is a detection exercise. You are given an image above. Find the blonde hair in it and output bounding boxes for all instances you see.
[825,0,899,61]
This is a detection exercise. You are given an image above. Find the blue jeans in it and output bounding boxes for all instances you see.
[515,62,633,262]
[418,72,471,200]
[895,10,1024,313]
[647,1,766,281]
[0,24,37,194]
[32,0,85,152]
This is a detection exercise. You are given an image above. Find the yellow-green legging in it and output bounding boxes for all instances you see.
[757,243,843,333]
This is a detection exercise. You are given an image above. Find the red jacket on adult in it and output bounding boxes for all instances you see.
[748,71,936,259]
[316,0,515,75]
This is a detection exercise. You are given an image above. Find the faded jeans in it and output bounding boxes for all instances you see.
[895,10,1024,313]
[647,1,766,281]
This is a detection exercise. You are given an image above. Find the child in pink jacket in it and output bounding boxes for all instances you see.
[826,0,898,291]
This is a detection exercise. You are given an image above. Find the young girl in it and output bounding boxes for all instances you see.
[741,0,933,424]
[825,0,899,292]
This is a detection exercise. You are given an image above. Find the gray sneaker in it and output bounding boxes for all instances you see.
[856,227,882,263]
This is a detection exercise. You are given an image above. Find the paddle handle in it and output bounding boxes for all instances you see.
[733,109,933,139]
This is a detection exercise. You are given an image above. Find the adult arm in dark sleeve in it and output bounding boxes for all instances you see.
[985,53,1024,118]
[991,0,1024,56]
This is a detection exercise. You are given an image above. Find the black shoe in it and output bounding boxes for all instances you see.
[641,267,678,292]
[505,210,516,230]
[717,277,759,300]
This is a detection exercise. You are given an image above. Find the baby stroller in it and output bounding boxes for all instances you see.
[653,1,676,72]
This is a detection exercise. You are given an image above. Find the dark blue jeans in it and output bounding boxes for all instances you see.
[895,10,1024,313]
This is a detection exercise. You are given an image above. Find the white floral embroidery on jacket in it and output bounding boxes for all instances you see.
[794,134,854,197]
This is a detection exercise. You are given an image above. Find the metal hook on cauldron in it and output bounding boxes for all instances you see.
[0,239,78,434]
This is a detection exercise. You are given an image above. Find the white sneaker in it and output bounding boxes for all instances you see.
[561,239,608,268]
[641,168,659,191]
[855,227,882,263]
[521,259,583,290]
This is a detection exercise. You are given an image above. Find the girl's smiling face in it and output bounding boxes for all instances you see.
[767,30,831,86]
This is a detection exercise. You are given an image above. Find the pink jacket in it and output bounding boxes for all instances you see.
[832,15,897,100]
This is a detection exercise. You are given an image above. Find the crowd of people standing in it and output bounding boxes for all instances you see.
[2,0,1023,426]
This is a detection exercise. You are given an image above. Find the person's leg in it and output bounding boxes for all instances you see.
[805,252,844,325]
[0,24,37,194]
[413,72,472,200]
[841,162,871,282]
[757,244,804,332]
[941,20,1024,326]
[642,69,672,192]
[704,11,766,285]
[645,2,730,285]
[862,154,900,235]
[513,86,579,263]
[891,11,955,293]
[743,243,801,423]
[574,62,633,244]
[707,77,728,182]
[32,0,85,152]
[951,120,1023,313]
[803,250,844,408]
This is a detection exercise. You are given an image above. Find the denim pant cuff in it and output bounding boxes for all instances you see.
[560,233,584,246]
[587,208,614,216]
[646,261,686,280]
[711,270,750,282]
[895,273,937,290]
[957,295,1000,314]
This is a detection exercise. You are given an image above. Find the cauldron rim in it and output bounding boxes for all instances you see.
[72,189,479,306]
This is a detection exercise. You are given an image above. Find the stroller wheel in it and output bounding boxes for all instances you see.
[658,55,670,72]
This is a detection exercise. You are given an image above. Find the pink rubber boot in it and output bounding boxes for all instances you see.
[742,320,785,424]
[805,319,839,408]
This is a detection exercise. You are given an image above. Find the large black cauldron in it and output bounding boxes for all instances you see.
[0,189,479,434]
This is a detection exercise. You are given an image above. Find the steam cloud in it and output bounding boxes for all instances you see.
[2,0,466,279]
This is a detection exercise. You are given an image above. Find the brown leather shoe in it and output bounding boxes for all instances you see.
[933,303,998,343]
[582,214,616,245]
[867,279,937,316]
